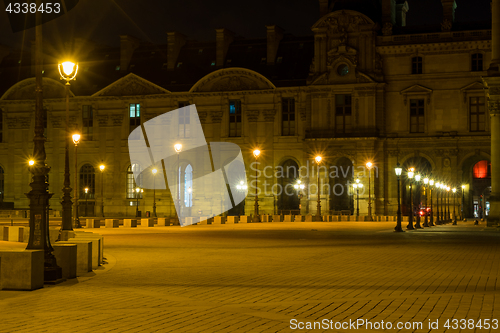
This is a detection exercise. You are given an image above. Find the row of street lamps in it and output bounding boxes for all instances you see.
[394,163,465,232]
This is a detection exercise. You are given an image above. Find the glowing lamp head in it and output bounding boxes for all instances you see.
[135,187,140,193]
[253,149,261,158]
[187,187,192,194]
[452,188,456,193]
[28,160,35,166]
[430,179,434,186]
[462,184,466,189]
[424,177,429,184]
[61,61,76,76]
[84,187,88,194]
[353,183,358,189]
[293,184,299,189]
[415,174,421,182]
[99,164,105,172]
[315,156,322,163]
[366,161,373,169]
[395,163,402,176]
[355,178,360,184]
[72,133,81,145]
[447,186,450,191]
[358,183,363,188]
[152,168,158,175]
[408,168,414,179]
[174,143,182,153]
[300,184,305,189]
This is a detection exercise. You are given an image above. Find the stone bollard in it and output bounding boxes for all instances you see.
[198,216,210,225]
[0,250,44,290]
[52,243,77,279]
[56,240,92,276]
[294,215,304,222]
[123,219,138,227]
[213,216,226,224]
[184,217,200,226]
[226,216,239,224]
[140,218,154,227]
[284,215,293,222]
[156,218,168,226]
[86,219,100,228]
[170,218,180,226]
[239,216,250,223]
[105,219,119,228]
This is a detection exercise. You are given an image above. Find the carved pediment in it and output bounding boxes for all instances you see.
[1,78,69,101]
[460,81,485,103]
[190,68,276,93]
[312,10,375,33]
[92,73,171,97]
[400,85,433,106]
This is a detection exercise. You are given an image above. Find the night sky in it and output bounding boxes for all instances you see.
[0,0,492,50]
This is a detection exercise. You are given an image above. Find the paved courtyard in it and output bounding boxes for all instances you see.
[0,220,499,332]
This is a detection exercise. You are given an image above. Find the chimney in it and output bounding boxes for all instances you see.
[266,25,284,65]
[215,28,234,67]
[441,0,457,31]
[318,0,329,17]
[120,35,140,72]
[395,1,409,27]
[166,32,186,70]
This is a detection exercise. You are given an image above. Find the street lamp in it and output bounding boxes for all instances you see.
[353,178,363,217]
[84,187,89,217]
[446,186,451,222]
[236,180,248,216]
[414,173,422,228]
[253,149,261,223]
[429,179,434,226]
[407,167,415,230]
[452,187,457,224]
[461,184,466,221]
[293,180,305,215]
[174,143,182,222]
[187,187,192,216]
[72,133,81,228]
[315,155,322,222]
[366,161,373,221]
[395,163,403,232]
[99,164,105,217]
[58,60,78,231]
[435,182,441,225]
[423,177,429,227]
[152,168,157,217]
[135,187,141,217]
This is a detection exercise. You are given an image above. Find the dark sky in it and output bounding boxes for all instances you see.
[0,0,491,50]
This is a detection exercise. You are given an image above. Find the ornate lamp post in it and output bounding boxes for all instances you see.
[236,181,248,215]
[446,186,451,222]
[72,133,81,228]
[461,184,466,220]
[174,143,182,222]
[439,183,444,223]
[152,168,157,217]
[99,164,105,217]
[58,61,78,231]
[253,149,261,223]
[187,186,192,216]
[414,173,422,228]
[353,178,363,217]
[452,187,457,224]
[407,167,415,230]
[84,187,89,217]
[395,163,403,232]
[293,180,305,215]
[315,155,323,222]
[435,182,441,225]
[135,187,141,217]
[429,179,434,226]
[366,161,373,221]
[423,177,429,227]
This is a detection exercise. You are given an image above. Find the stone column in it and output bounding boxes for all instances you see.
[483,0,500,227]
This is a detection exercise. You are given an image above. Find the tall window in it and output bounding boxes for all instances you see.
[412,56,422,74]
[335,94,352,134]
[82,105,93,140]
[470,96,486,132]
[410,99,425,133]
[178,102,190,138]
[127,164,142,199]
[80,164,95,199]
[129,103,141,133]
[282,98,295,136]
[471,53,483,72]
[184,164,193,207]
[229,100,242,137]
[0,166,4,200]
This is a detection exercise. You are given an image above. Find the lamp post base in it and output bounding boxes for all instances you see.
[394,225,404,232]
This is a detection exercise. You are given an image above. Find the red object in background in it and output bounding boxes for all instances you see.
[473,160,491,179]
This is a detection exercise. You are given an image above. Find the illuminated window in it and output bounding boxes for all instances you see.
[473,160,491,179]
[129,103,141,133]
[127,164,142,199]
[184,164,193,207]
[80,164,95,199]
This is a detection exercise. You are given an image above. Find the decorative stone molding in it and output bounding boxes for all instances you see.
[7,116,31,129]
[298,108,306,121]
[198,111,208,124]
[441,19,452,32]
[211,111,223,123]
[263,109,276,121]
[400,84,433,106]
[51,116,63,128]
[382,22,393,36]
[247,110,259,122]
[97,115,109,127]
[489,101,500,115]
[111,114,124,126]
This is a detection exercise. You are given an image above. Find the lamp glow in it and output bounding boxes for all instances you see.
[253,149,261,158]
[174,143,182,153]
[415,174,421,182]
[28,160,35,166]
[315,155,322,163]
[152,168,158,175]
[72,133,81,145]
[99,164,105,171]
[424,177,429,184]
[395,163,402,176]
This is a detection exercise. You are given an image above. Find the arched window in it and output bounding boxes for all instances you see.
[127,164,143,198]
[80,164,95,199]
[0,166,4,200]
[184,164,193,207]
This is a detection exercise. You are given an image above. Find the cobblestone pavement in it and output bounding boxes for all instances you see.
[0,220,499,333]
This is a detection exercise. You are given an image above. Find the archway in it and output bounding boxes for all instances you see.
[278,159,300,214]
[329,157,354,214]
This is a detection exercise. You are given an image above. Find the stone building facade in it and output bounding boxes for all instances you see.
[0,0,493,219]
